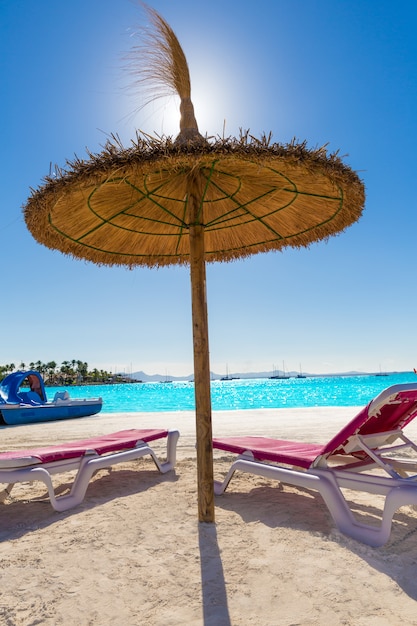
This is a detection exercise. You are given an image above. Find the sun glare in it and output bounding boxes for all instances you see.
[101,30,291,146]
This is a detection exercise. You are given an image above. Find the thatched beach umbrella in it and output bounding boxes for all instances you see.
[24,6,365,523]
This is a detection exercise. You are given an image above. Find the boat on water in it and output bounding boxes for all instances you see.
[269,362,290,380]
[0,370,103,425]
[160,371,173,383]
[297,363,307,378]
[221,365,240,381]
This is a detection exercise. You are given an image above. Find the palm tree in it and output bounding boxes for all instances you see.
[60,361,71,382]
[45,361,57,383]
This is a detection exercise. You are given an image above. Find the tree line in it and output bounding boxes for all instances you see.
[0,360,131,385]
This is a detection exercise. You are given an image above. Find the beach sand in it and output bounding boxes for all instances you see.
[2,407,417,625]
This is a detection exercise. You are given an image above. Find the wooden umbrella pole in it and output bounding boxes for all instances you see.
[188,175,215,523]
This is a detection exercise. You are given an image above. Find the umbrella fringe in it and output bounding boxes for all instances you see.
[29,131,363,191]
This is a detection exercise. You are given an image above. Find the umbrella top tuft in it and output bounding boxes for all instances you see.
[126,3,205,146]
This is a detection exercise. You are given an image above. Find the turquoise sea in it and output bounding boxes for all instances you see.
[46,372,417,413]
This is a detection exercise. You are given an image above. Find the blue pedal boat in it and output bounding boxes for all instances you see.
[0,370,102,425]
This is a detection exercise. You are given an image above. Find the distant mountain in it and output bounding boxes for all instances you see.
[130,370,267,382]
[129,371,194,383]
[129,369,376,382]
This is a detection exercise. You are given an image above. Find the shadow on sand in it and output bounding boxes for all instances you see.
[198,522,231,626]
[214,481,417,601]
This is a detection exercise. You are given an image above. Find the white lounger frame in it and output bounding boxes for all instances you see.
[0,430,179,512]
[214,429,417,547]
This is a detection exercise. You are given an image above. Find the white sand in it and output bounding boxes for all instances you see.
[1,407,417,625]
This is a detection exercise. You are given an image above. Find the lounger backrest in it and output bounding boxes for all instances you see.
[321,383,417,456]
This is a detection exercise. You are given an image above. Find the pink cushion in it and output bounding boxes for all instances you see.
[213,436,324,468]
[0,429,168,465]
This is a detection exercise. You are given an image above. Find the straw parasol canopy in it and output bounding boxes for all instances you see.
[24,5,365,523]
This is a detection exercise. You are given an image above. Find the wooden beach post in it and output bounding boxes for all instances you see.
[189,172,215,522]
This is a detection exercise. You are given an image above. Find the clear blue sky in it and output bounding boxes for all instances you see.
[1,0,417,377]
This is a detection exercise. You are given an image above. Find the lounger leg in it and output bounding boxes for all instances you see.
[127,430,179,474]
[12,467,62,507]
[311,470,417,547]
[214,458,417,546]
[0,483,15,502]
[160,429,180,472]
[47,432,180,512]
[214,452,255,495]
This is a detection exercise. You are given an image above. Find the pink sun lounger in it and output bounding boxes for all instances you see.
[213,384,417,546]
[0,428,179,512]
